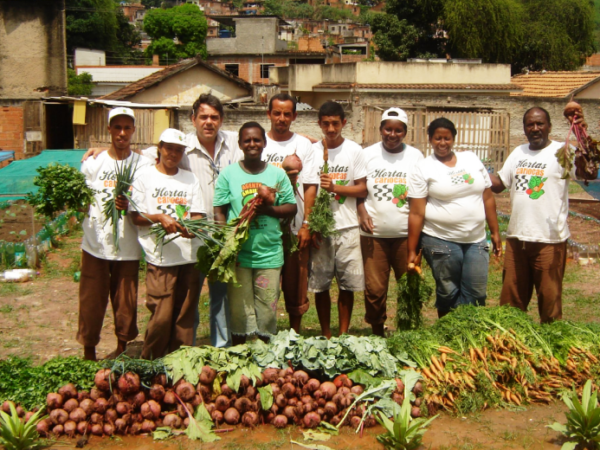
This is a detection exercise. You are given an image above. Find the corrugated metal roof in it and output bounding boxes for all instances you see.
[511,71,600,98]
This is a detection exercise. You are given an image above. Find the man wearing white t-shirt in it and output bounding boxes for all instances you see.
[263,93,319,333]
[309,101,367,338]
[491,107,596,323]
[78,107,152,361]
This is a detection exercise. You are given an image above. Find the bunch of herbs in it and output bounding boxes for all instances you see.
[308,141,337,238]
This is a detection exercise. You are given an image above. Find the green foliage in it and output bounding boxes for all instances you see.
[396,272,433,331]
[143,3,208,64]
[370,14,422,61]
[308,189,337,239]
[26,163,95,219]
[548,380,600,449]
[67,69,93,96]
[0,357,101,410]
[0,403,47,450]
[376,396,438,450]
[66,0,118,54]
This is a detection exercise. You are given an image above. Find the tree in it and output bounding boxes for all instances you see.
[143,3,208,64]
[66,0,118,54]
[370,15,423,61]
[110,10,144,65]
[67,69,93,96]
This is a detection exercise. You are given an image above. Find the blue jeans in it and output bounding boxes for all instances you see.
[420,234,489,313]
[193,272,231,348]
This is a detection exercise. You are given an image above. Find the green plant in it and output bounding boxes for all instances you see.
[376,396,437,450]
[548,380,600,449]
[0,402,46,450]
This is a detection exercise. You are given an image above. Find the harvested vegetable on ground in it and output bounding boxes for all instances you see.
[196,184,278,283]
[398,250,433,331]
[309,140,336,239]
[558,100,600,182]
[27,164,96,219]
[102,157,144,250]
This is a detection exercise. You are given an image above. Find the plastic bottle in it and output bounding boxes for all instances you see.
[14,242,25,268]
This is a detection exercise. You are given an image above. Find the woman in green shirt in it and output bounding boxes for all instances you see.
[214,122,297,344]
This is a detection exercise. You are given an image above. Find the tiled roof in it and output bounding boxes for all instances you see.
[313,83,521,91]
[511,71,600,98]
[100,57,251,101]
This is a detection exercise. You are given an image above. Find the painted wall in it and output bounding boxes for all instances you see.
[0,0,67,99]
[126,65,250,106]
[575,82,600,99]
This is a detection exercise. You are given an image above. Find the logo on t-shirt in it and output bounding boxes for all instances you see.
[514,160,548,200]
[241,182,262,205]
[451,172,474,185]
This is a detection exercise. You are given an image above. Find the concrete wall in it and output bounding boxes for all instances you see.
[0,0,67,99]
[126,65,250,106]
[208,55,289,84]
[576,82,600,99]
[207,17,287,55]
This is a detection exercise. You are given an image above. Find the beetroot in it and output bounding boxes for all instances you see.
[292,370,309,386]
[90,388,106,401]
[245,385,256,399]
[64,420,77,437]
[69,407,87,423]
[177,402,193,419]
[76,421,89,435]
[77,391,90,402]
[279,367,293,378]
[63,398,79,413]
[205,403,216,414]
[24,411,35,423]
[414,398,422,407]
[224,407,240,425]
[50,409,68,425]
[317,398,327,408]
[197,383,211,402]
[199,366,217,386]
[215,395,230,412]
[281,382,296,398]
[114,418,127,434]
[183,417,190,427]
[15,405,24,418]
[163,390,176,405]
[36,419,50,437]
[163,413,182,429]
[90,412,103,424]
[242,411,259,427]
[211,410,224,424]
[103,422,115,436]
[270,404,279,415]
[239,375,251,391]
[129,391,146,409]
[118,372,140,395]
[234,397,251,414]
[190,393,202,407]
[324,401,338,416]
[313,389,324,400]
[116,402,131,416]
[288,397,298,407]
[1,401,14,414]
[141,419,156,433]
[149,384,165,402]
[79,398,95,416]
[282,153,303,172]
[411,406,421,418]
[262,368,279,384]
[152,373,168,387]
[350,385,364,396]
[175,381,196,402]
[220,383,234,397]
[130,422,142,435]
[257,185,277,205]
[350,415,361,429]
[338,386,351,396]
[395,378,405,393]
[333,374,352,389]
[303,411,321,429]
[270,383,281,397]
[59,383,78,400]
[90,423,103,436]
[413,381,423,395]
[275,394,287,408]
[282,406,296,421]
[272,414,288,428]
[94,369,114,392]
[141,400,161,420]
[104,408,118,423]
[52,424,64,436]
[392,392,404,405]
[47,393,63,410]
[94,398,108,414]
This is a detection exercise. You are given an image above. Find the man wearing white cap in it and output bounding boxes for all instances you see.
[130,128,205,358]
[357,108,423,336]
[78,107,152,361]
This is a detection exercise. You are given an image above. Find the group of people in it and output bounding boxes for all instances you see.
[77,92,593,361]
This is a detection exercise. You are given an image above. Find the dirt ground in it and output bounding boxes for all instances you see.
[1,193,599,449]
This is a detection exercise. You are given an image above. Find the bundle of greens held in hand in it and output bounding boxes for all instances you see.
[27,163,96,219]
[397,251,433,331]
[102,157,144,251]
[308,141,337,238]
[557,100,600,182]
[148,204,225,251]
[197,184,277,284]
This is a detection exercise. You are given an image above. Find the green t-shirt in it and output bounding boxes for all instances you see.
[213,162,296,268]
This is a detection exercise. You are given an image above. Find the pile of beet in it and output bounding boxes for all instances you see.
[29,366,423,438]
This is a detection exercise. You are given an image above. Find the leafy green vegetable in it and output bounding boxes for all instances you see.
[27,163,95,219]
[0,403,47,450]
[183,403,219,443]
[0,357,100,409]
[257,385,273,411]
[396,272,433,331]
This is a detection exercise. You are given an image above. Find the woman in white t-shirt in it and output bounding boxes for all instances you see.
[357,108,424,336]
[130,129,205,359]
[407,118,502,317]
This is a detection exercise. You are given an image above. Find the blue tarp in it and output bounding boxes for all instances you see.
[576,179,600,201]
[0,150,86,199]
[0,151,15,163]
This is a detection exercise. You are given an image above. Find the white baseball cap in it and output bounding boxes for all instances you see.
[108,107,135,124]
[381,107,408,126]
[159,128,187,146]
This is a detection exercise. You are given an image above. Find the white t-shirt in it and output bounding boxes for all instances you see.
[313,139,367,231]
[498,140,574,243]
[131,166,205,267]
[263,134,319,234]
[362,143,424,238]
[81,151,152,260]
[409,151,492,243]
